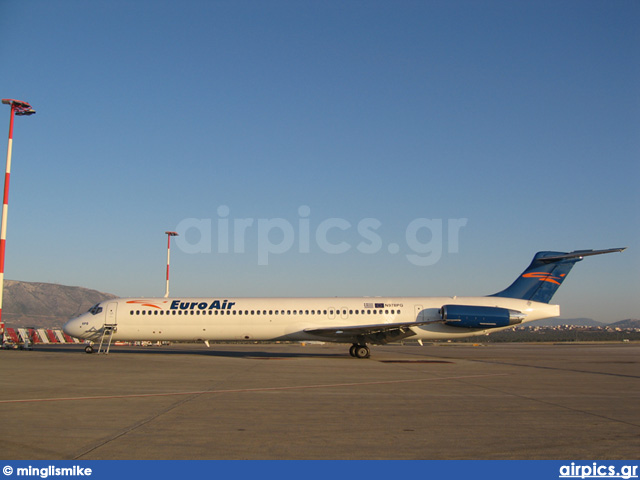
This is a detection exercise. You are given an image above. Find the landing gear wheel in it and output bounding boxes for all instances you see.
[354,345,370,359]
[84,345,94,354]
[349,345,357,357]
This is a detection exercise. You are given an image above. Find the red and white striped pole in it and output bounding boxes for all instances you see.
[0,99,35,344]
[164,231,178,298]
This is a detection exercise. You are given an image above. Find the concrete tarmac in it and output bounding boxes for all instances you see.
[0,342,638,460]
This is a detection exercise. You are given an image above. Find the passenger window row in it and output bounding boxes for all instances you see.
[129,308,402,316]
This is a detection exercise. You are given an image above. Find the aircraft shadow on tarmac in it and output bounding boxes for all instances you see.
[23,344,348,359]
[17,344,457,363]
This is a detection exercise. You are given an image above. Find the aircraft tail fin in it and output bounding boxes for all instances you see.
[490,248,626,304]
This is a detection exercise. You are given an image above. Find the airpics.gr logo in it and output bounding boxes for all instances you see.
[522,272,567,285]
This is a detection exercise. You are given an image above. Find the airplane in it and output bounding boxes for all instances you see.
[63,247,626,357]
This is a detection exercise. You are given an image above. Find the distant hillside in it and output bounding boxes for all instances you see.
[528,318,606,327]
[609,319,640,329]
[2,280,116,329]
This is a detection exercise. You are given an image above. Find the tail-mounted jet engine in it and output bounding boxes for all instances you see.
[440,305,525,328]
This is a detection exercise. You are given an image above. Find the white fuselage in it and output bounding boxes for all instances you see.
[63,295,559,344]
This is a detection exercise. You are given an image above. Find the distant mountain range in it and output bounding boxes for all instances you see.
[528,317,640,328]
[2,280,116,328]
[607,318,640,329]
[529,317,605,327]
[1,280,638,330]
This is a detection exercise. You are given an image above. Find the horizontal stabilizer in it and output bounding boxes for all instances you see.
[535,248,626,263]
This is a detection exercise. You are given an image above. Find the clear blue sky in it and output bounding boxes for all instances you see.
[1,0,638,322]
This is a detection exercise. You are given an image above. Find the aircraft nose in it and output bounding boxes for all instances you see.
[63,316,85,339]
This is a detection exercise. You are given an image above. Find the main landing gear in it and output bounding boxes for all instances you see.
[349,343,370,359]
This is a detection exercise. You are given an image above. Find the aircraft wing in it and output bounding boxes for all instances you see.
[304,320,442,345]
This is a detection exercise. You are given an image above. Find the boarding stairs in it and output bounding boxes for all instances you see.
[97,323,117,354]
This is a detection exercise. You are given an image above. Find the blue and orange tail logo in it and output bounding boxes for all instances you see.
[522,272,567,285]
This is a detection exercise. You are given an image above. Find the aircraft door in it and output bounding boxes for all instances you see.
[414,305,423,321]
[106,302,118,326]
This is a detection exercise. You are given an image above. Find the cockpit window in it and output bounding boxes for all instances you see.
[88,304,103,315]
